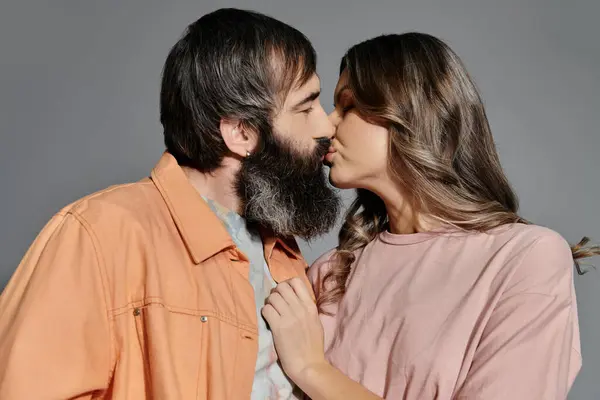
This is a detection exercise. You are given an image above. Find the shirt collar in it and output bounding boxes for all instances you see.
[150,152,302,264]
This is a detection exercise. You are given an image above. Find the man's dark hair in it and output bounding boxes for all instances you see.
[160,8,317,172]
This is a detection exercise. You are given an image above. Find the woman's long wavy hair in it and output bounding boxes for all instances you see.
[317,33,599,313]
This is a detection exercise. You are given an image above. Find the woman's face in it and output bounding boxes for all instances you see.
[326,71,391,191]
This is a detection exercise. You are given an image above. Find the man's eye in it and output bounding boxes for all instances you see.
[302,107,314,115]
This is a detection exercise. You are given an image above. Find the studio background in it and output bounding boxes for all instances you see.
[1,0,598,398]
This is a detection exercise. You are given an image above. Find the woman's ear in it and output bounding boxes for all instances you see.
[220,119,258,158]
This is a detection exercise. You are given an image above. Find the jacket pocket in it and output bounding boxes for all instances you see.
[126,302,206,399]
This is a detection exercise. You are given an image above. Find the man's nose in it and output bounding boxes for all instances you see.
[326,110,340,138]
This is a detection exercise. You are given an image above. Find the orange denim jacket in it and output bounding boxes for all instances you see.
[0,152,310,399]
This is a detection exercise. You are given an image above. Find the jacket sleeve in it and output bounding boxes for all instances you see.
[0,211,113,399]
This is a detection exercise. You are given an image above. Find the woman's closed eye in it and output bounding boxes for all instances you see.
[342,104,355,114]
[335,100,354,115]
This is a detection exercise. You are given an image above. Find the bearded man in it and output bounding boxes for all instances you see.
[0,8,339,399]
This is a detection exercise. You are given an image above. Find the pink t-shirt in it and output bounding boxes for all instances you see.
[310,224,581,399]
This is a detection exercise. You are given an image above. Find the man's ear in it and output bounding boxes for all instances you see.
[220,119,258,158]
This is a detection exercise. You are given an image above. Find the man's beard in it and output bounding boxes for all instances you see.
[235,133,341,240]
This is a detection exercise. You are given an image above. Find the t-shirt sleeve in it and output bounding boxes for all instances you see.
[455,231,581,399]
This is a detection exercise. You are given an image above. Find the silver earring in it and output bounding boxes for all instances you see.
[246,150,251,157]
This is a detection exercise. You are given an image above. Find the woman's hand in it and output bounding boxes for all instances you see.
[262,277,326,385]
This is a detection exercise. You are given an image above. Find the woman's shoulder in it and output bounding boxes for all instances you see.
[491,224,575,295]
[493,224,572,258]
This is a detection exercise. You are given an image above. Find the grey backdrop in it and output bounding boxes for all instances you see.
[1,0,598,398]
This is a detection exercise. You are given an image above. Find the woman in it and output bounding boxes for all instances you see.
[262,33,599,399]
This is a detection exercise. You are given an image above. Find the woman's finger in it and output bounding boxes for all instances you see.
[265,292,289,315]
[273,281,302,308]
[287,277,315,306]
[261,303,279,324]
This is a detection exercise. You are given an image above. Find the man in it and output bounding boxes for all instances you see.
[0,8,339,399]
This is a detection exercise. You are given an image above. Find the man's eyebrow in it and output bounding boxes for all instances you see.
[333,85,350,107]
[292,90,321,111]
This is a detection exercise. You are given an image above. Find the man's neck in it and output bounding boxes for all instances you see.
[182,157,242,214]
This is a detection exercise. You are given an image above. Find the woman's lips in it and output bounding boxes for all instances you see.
[324,146,336,163]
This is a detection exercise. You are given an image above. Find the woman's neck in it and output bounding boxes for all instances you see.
[376,184,440,235]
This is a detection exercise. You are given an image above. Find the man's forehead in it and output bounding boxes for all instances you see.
[290,74,320,98]
[283,74,321,110]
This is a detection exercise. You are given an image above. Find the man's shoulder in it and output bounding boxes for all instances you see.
[43,179,175,272]
[61,178,162,224]
[47,179,171,250]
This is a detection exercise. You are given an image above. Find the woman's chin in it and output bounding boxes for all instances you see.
[327,165,356,190]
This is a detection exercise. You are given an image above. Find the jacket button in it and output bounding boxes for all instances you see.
[200,316,208,322]
[133,308,141,316]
